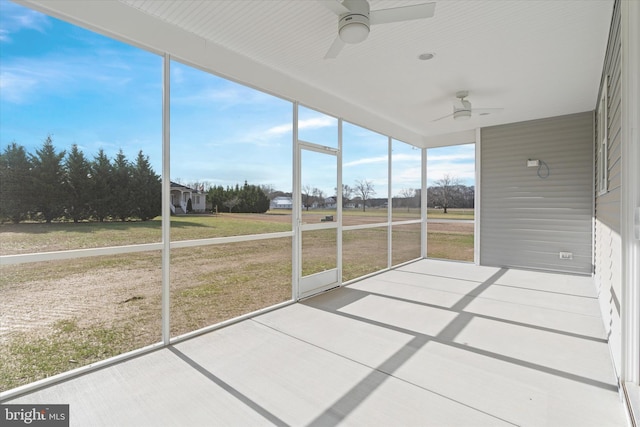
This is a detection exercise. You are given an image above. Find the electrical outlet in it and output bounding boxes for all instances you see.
[527,159,540,167]
[559,251,573,260]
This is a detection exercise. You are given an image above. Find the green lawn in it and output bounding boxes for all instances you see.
[0,213,473,391]
[427,208,474,220]
[0,215,292,255]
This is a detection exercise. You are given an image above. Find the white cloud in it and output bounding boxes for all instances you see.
[0,70,38,103]
[343,155,387,168]
[266,123,292,136]
[0,47,156,104]
[298,116,335,130]
[171,78,275,109]
[391,152,422,162]
[426,144,475,185]
[0,3,51,43]
[263,115,335,139]
[393,166,422,186]
[427,162,475,185]
[427,152,475,162]
[171,66,185,84]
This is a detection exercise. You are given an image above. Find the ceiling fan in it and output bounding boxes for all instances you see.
[432,91,503,122]
[322,0,436,59]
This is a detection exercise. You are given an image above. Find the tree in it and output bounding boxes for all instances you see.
[206,181,270,214]
[341,184,353,207]
[91,149,113,222]
[239,182,270,213]
[64,144,91,223]
[354,179,376,212]
[131,150,161,221]
[111,150,132,221]
[187,181,209,193]
[259,184,276,200]
[30,136,66,223]
[224,196,240,213]
[431,174,461,214]
[0,142,33,223]
[462,185,475,209]
[398,188,416,212]
[207,185,226,214]
[312,187,325,208]
[302,185,313,211]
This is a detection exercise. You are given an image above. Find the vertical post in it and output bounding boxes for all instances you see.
[591,111,596,275]
[474,128,482,265]
[161,54,171,345]
[337,119,343,285]
[621,0,640,386]
[387,137,393,268]
[421,147,427,259]
[291,102,300,300]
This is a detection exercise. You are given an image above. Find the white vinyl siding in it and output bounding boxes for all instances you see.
[595,0,622,377]
[480,112,594,275]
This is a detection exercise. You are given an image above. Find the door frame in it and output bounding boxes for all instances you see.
[295,141,341,299]
[292,103,342,300]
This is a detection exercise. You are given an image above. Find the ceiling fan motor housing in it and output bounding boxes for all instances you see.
[453,98,472,120]
[339,0,370,44]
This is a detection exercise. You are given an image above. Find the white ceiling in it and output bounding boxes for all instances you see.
[23,0,613,147]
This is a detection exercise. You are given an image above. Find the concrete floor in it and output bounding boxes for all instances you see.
[5,260,627,426]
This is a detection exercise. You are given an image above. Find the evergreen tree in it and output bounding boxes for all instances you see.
[30,136,66,223]
[111,150,132,221]
[207,185,225,213]
[239,183,270,213]
[131,150,161,221]
[254,185,270,213]
[0,142,33,223]
[64,144,91,223]
[91,149,113,222]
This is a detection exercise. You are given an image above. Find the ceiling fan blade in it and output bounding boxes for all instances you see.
[324,36,346,59]
[370,2,435,25]
[321,0,351,16]
[431,112,455,122]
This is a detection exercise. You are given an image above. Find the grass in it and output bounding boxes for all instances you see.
[427,208,474,220]
[0,251,159,288]
[427,231,474,261]
[0,319,139,391]
[170,239,292,336]
[0,213,473,391]
[0,214,292,255]
[343,227,388,281]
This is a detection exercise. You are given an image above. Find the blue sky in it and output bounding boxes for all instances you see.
[0,1,474,196]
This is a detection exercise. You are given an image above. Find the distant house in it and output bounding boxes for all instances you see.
[270,196,293,210]
[324,197,337,209]
[170,182,206,214]
[344,201,356,209]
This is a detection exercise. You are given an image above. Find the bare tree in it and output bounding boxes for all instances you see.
[354,179,376,212]
[343,185,352,208]
[312,187,325,208]
[398,187,416,212]
[223,196,240,213]
[336,184,353,207]
[302,185,313,211]
[260,184,275,199]
[431,174,460,214]
[188,180,210,192]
